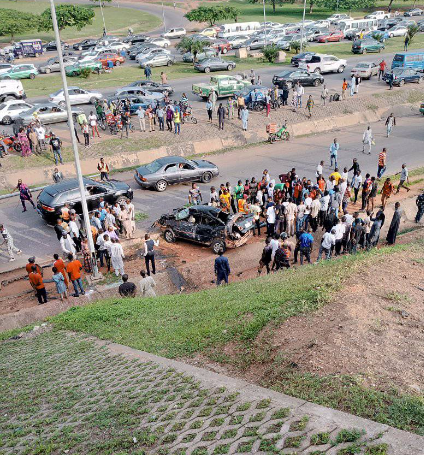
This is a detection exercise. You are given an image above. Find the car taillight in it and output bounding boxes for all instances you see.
[41,204,55,212]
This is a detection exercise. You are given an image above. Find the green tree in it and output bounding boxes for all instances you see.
[176,36,209,64]
[185,6,239,26]
[263,44,279,62]
[248,0,295,13]
[407,23,419,43]
[38,4,95,31]
[0,9,39,38]
[314,0,376,11]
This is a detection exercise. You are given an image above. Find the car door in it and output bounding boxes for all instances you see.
[85,183,107,211]
[163,163,181,184]
[195,214,221,244]
[296,70,311,85]
[11,103,32,118]
[179,163,198,182]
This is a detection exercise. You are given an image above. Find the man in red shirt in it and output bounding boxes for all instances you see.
[378,60,386,81]
[66,254,85,297]
[29,265,47,304]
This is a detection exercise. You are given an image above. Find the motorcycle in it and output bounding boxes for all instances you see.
[181,106,197,124]
[267,122,290,143]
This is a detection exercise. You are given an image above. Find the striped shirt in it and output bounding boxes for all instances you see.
[378,151,386,166]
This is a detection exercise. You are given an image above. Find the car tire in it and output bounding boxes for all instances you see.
[156,179,168,192]
[164,229,176,243]
[201,171,213,183]
[167,60,173,66]
[78,46,83,51]
[94,68,101,74]
[390,33,394,38]
[115,61,121,66]
[90,97,97,104]
[399,79,405,86]
[227,64,233,71]
[116,196,127,206]
[2,116,12,125]
[211,238,226,254]
[204,67,210,73]
[58,101,66,109]
[314,68,321,74]
[337,65,345,73]
[35,53,39,58]
[313,78,321,86]
[363,48,367,54]
[3,76,10,79]
[45,68,51,74]
[29,73,35,79]
[246,46,251,51]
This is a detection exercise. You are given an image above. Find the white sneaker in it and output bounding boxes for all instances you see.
[9,258,15,262]
[17,250,22,255]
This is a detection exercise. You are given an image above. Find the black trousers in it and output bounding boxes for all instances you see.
[207,109,212,121]
[83,132,89,146]
[36,287,47,304]
[300,247,311,265]
[145,254,156,275]
[252,219,261,236]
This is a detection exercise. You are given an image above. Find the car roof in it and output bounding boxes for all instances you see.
[43,178,97,195]
[188,205,221,216]
[156,156,188,164]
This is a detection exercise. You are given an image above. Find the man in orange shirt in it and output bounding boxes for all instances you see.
[29,265,47,304]
[341,78,348,100]
[66,254,85,297]
[53,253,69,287]
[381,178,394,208]
[26,257,42,276]
[377,148,387,179]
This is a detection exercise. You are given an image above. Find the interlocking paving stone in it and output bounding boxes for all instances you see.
[0,330,423,455]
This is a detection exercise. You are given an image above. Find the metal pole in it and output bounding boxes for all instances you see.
[162,1,166,34]
[262,0,267,46]
[336,0,339,12]
[300,0,307,52]
[99,1,107,35]
[49,0,99,277]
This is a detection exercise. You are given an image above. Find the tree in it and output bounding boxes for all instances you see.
[248,0,295,13]
[0,9,39,38]
[38,4,95,31]
[407,23,419,43]
[263,44,279,62]
[185,6,239,26]
[314,0,376,11]
[176,36,209,64]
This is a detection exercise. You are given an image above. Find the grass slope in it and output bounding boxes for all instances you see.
[0,1,161,43]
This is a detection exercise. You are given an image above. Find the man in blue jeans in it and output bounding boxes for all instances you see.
[49,132,63,165]
[299,229,314,265]
[66,253,85,297]
[329,138,339,170]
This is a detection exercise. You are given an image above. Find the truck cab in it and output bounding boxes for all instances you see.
[192,75,251,99]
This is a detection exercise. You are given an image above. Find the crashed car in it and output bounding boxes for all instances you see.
[156,205,256,254]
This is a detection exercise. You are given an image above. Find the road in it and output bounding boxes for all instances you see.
[1,113,422,266]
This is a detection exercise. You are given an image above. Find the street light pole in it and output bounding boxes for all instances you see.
[49,0,99,277]
[99,1,107,35]
[300,0,307,53]
[162,1,166,34]
[262,0,267,46]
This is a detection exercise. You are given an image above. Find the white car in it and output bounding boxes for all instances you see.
[387,25,408,37]
[327,14,352,24]
[0,63,14,76]
[300,54,347,74]
[365,11,391,19]
[313,20,331,28]
[0,99,33,124]
[162,27,186,39]
[136,48,171,63]
[49,87,103,106]
[79,50,103,61]
[148,37,171,48]
[138,53,175,68]
[95,41,131,52]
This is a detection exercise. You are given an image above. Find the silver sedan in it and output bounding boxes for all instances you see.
[18,102,82,125]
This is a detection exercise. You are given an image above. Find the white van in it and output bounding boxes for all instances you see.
[0,80,26,102]
[217,22,261,38]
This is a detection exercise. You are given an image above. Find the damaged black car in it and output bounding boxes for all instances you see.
[156,205,256,254]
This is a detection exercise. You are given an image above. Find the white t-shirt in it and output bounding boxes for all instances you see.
[88,114,97,126]
[321,232,335,249]
[297,204,306,219]
[35,126,45,141]
[320,195,330,211]
[266,206,276,224]
[334,223,346,240]
[304,197,312,215]
[270,238,280,258]
[316,164,323,177]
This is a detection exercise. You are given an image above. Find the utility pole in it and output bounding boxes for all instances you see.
[262,0,267,46]
[162,1,166,33]
[49,0,99,278]
[300,0,307,53]
[99,1,107,35]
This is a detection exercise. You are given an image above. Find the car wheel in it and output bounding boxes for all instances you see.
[399,79,405,86]
[222,47,228,54]
[45,68,51,74]
[390,33,394,38]
[29,73,35,79]
[363,48,367,54]
[337,65,345,73]
[201,171,212,183]
[227,64,233,71]
[164,229,176,243]
[211,238,226,254]
[167,60,173,66]
[313,78,321,86]
[35,53,39,58]
[204,67,210,73]
[164,43,168,48]
[246,46,251,51]
[314,68,321,74]
[3,76,10,79]
[115,61,121,66]
[325,39,328,43]
[116,196,127,206]
[155,179,168,192]
[94,68,101,74]
[90,97,97,104]
[58,101,66,109]
[2,116,12,125]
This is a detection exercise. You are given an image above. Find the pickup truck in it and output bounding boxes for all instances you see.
[365,11,391,20]
[192,75,251,99]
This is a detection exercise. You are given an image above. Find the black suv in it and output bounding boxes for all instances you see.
[73,39,98,51]
[37,178,133,224]
[272,69,324,89]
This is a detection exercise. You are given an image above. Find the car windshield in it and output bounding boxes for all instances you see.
[0,103,5,110]
[175,207,189,220]
[277,71,292,77]
[356,63,369,68]
[51,90,63,96]
[145,160,163,173]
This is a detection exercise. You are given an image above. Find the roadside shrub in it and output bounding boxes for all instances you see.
[263,44,279,63]
[290,40,307,53]
[78,68,92,79]
[407,24,419,43]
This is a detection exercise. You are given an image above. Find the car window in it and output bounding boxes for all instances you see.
[164,164,177,172]
[180,163,195,170]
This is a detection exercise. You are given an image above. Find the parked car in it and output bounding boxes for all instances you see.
[183,48,216,63]
[162,27,186,39]
[0,80,26,102]
[367,30,390,42]
[37,178,133,224]
[123,34,149,45]
[305,28,329,41]
[419,101,424,115]
[365,10,391,20]
[95,42,130,53]
[18,102,82,125]
[114,87,163,102]
[383,67,423,86]
[96,52,125,67]
[134,156,219,192]
[130,43,160,59]
[65,60,102,77]
[194,58,236,73]
[272,69,324,88]
[148,37,171,48]
[327,14,352,24]
[124,80,174,95]
[387,25,408,37]
[316,30,344,43]
[138,53,175,68]
[192,75,251,99]
[351,38,385,54]
[300,54,347,74]
[244,37,266,51]
[107,95,150,114]
[234,85,268,106]
[276,34,306,51]
[291,52,316,66]
[0,64,38,80]
[0,63,14,75]
[0,99,33,124]
[44,41,68,51]
[49,87,103,107]
[136,47,171,63]
[350,61,379,79]
[156,205,256,254]
[38,56,78,74]
[404,8,423,16]
[73,39,98,51]
[200,27,218,38]
[226,35,249,49]
[13,40,43,58]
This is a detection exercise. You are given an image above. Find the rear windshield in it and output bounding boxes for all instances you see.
[145,160,163,173]
[393,54,405,62]
[38,189,55,205]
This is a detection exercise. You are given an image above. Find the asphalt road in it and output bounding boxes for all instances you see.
[1,113,422,265]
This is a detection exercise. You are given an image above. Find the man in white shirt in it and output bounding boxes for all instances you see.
[266,203,276,236]
[362,126,373,155]
[310,196,321,232]
[60,232,76,258]
[88,111,100,138]
[137,106,146,132]
[317,228,336,261]
[316,160,324,182]
[396,163,410,193]
[296,200,306,232]
[333,219,346,256]
[249,203,262,236]
[285,199,297,237]
[351,171,363,204]
[270,233,280,260]
[110,238,125,276]
[35,125,46,149]
[125,199,135,236]
[319,191,330,226]
[68,218,81,252]
[296,82,304,107]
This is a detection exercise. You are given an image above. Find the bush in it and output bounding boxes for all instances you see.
[407,24,419,43]
[78,68,92,79]
[290,40,307,53]
[263,44,279,63]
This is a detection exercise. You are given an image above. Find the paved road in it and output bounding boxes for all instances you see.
[1,113,422,266]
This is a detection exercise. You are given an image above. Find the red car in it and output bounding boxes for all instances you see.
[211,40,231,53]
[96,52,125,67]
[317,31,344,43]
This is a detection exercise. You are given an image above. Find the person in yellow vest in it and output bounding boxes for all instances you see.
[238,194,249,214]
[174,109,181,135]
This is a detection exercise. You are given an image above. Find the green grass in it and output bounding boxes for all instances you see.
[0,1,161,43]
